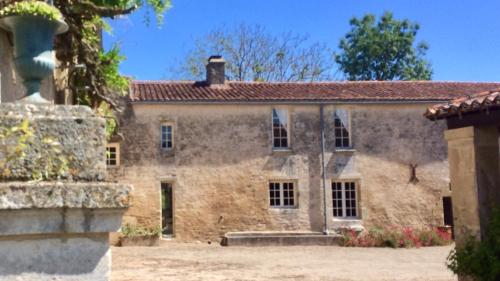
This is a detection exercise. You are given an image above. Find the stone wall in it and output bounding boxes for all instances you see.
[0,30,55,103]
[109,103,449,241]
[0,104,131,281]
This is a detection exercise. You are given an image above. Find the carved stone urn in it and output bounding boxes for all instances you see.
[0,15,68,103]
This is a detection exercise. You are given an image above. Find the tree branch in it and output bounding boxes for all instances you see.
[73,1,137,18]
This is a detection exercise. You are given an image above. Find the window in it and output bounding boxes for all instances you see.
[332,181,358,218]
[269,181,296,208]
[334,109,350,148]
[106,143,120,166]
[272,108,289,148]
[161,123,173,150]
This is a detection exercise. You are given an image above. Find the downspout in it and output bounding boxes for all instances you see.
[320,104,329,235]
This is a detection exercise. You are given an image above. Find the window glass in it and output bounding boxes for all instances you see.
[269,182,281,206]
[106,145,119,166]
[161,124,173,149]
[269,181,296,207]
[332,181,358,218]
[334,109,350,148]
[272,109,289,148]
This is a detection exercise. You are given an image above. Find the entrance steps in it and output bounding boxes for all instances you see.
[221,231,342,246]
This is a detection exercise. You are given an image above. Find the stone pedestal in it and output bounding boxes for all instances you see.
[0,104,132,281]
[444,126,500,244]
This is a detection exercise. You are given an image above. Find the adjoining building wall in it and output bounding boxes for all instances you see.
[108,103,449,241]
[0,30,55,103]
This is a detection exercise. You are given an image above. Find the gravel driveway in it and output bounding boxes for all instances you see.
[111,242,457,281]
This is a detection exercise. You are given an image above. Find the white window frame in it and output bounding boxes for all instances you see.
[272,108,291,149]
[106,143,120,167]
[333,109,352,149]
[332,180,359,218]
[269,181,298,208]
[160,122,174,150]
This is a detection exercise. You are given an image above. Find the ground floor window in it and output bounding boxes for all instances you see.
[332,181,358,218]
[106,143,120,166]
[269,181,297,208]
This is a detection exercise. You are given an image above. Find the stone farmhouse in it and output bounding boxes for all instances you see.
[106,56,500,242]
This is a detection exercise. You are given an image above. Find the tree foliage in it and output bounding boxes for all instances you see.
[3,0,170,106]
[172,23,335,82]
[2,0,171,137]
[335,12,432,81]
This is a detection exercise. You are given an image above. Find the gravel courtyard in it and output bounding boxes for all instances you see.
[111,242,457,281]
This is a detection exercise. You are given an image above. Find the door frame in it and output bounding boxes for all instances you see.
[442,196,454,239]
[160,180,175,237]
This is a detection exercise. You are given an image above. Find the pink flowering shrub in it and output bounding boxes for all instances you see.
[340,226,452,248]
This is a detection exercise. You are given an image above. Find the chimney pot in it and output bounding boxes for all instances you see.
[206,56,226,85]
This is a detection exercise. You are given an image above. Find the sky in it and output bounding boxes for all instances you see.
[103,0,500,82]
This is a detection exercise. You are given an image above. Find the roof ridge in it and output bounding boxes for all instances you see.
[132,80,500,85]
[131,80,500,104]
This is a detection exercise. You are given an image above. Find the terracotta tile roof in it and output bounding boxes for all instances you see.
[424,89,500,119]
[130,80,500,104]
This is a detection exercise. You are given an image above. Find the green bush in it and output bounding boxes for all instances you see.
[121,224,162,238]
[447,209,500,281]
[0,1,63,21]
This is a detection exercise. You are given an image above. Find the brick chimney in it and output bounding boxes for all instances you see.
[206,56,226,85]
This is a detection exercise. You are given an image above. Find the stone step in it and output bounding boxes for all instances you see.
[222,231,342,246]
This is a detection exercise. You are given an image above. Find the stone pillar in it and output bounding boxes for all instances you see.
[444,125,500,244]
[0,104,131,281]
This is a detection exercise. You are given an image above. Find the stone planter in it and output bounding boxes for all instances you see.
[121,235,160,247]
[0,15,68,103]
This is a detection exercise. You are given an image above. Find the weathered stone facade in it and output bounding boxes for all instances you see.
[109,102,450,241]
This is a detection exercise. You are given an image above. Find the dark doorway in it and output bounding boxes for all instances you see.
[161,183,173,236]
[442,196,454,238]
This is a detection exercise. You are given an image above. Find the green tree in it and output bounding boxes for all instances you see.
[335,12,432,81]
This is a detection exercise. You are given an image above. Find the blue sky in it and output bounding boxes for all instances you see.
[103,0,500,82]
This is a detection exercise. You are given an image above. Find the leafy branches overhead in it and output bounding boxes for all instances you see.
[173,23,335,82]
[0,0,168,136]
[52,0,170,109]
[335,11,432,81]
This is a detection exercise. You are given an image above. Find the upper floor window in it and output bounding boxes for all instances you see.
[269,181,297,208]
[332,181,358,218]
[334,109,350,148]
[161,123,173,150]
[106,143,120,166]
[272,108,289,149]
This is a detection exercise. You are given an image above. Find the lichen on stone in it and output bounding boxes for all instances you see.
[0,104,107,182]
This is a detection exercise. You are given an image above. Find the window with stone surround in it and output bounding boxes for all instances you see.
[332,181,358,218]
[334,109,351,148]
[161,123,173,150]
[106,143,120,166]
[272,108,290,149]
[269,181,296,208]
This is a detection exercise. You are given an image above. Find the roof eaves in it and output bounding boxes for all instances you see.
[130,99,447,105]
